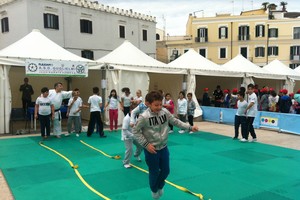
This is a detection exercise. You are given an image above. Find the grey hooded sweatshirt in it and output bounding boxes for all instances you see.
[133,107,192,150]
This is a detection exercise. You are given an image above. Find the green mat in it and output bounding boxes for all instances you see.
[0,129,299,200]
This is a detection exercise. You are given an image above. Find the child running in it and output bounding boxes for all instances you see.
[34,87,54,139]
[133,91,198,200]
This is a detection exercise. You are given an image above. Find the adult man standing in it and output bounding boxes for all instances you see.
[241,83,258,142]
[19,77,34,114]
[48,82,72,138]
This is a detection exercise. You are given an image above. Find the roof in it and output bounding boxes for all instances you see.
[167,49,242,77]
[0,29,93,66]
[263,59,300,80]
[91,41,186,74]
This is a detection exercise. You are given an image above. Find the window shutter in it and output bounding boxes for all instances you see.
[225,27,228,38]
[255,25,259,37]
[80,20,83,32]
[89,21,93,34]
[255,48,258,57]
[262,47,265,57]
[205,28,208,41]
[55,15,59,29]
[218,27,221,39]
[275,29,278,37]
[43,14,48,28]
[275,47,278,55]
[262,25,265,37]
[268,47,271,55]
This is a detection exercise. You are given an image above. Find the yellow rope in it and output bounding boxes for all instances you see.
[39,141,111,200]
[80,140,204,200]
[80,140,121,159]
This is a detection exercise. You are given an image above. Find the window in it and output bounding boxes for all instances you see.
[289,64,300,69]
[156,33,160,40]
[196,28,208,42]
[255,47,265,57]
[294,27,300,39]
[80,19,92,34]
[142,29,147,41]
[268,28,278,38]
[1,17,9,33]
[43,13,59,30]
[219,26,228,39]
[255,24,265,37]
[238,26,250,40]
[199,48,206,57]
[119,25,125,38]
[290,46,300,60]
[219,48,227,58]
[268,46,278,56]
[81,50,94,60]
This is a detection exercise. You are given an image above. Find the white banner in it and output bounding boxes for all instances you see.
[25,59,88,77]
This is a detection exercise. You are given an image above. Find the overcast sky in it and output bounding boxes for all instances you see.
[99,0,300,35]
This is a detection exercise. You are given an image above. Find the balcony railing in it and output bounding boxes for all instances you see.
[238,35,250,41]
[290,55,300,61]
[195,36,208,43]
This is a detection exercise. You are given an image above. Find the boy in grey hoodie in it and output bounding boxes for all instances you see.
[133,91,198,199]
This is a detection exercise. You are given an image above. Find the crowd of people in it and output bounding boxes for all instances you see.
[201,84,300,114]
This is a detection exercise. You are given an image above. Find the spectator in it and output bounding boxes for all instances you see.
[279,89,292,113]
[202,88,211,106]
[19,77,34,114]
[213,85,223,107]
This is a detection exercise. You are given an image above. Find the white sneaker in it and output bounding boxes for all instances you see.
[158,189,164,197]
[76,133,79,137]
[168,130,174,134]
[240,138,248,142]
[189,131,193,134]
[65,133,70,137]
[124,164,131,169]
[151,191,160,199]
[178,130,185,134]
[251,138,257,142]
[135,156,142,162]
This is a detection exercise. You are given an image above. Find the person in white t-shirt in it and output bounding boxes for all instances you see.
[241,84,258,142]
[66,91,82,137]
[177,91,187,134]
[48,82,72,138]
[121,87,133,117]
[233,91,247,140]
[105,89,122,132]
[87,87,106,138]
[34,87,54,139]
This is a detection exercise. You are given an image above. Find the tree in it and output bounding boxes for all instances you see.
[261,2,269,11]
[268,3,277,11]
[280,1,288,12]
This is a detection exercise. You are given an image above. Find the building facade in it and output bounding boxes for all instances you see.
[157,7,300,69]
[0,0,157,59]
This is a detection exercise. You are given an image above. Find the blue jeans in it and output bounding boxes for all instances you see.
[144,146,170,193]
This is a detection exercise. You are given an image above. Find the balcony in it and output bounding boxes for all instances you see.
[290,55,300,61]
[238,35,250,41]
[195,36,208,43]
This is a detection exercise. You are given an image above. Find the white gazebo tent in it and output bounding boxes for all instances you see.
[168,49,242,116]
[222,54,284,90]
[0,29,95,134]
[90,40,186,124]
[263,59,300,93]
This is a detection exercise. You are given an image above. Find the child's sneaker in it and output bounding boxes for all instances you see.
[151,191,160,199]
[189,131,193,134]
[251,138,257,142]
[135,156,142,162]
[158,189,164,197]
[76,133,79,137]
[124,164,131,169]
[178,130,185,134]
[168,130,174,134]
[240,138,248,142]
[65,133,70,137]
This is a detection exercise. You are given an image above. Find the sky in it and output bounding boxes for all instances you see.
[99,0,300,36]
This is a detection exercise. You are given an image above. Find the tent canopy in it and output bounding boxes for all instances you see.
[0,29,93,66]
[263,59,300,80]
[91,40,186,74]
[222,54,283,79]
[168,49,242,77]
